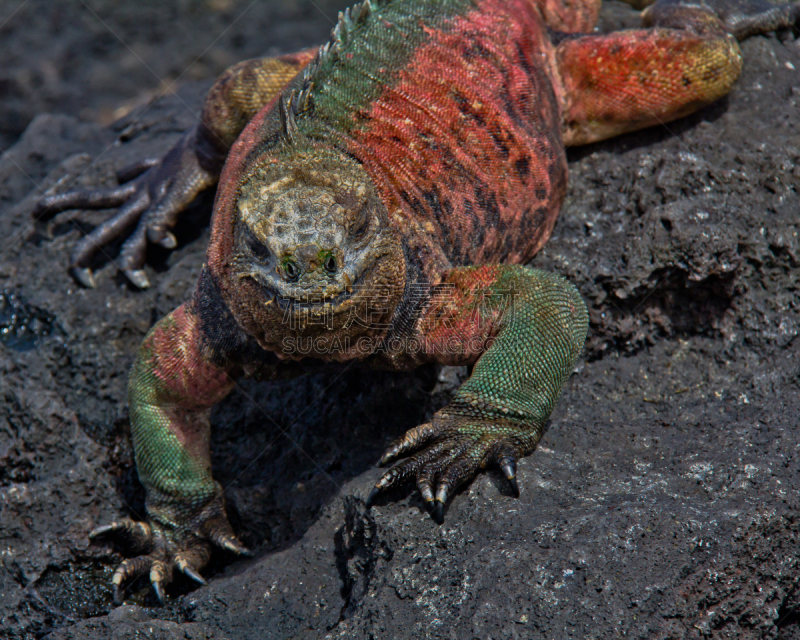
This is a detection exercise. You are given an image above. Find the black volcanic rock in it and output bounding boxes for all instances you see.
[0,2,798,639]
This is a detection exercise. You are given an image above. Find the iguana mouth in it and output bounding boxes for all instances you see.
[247,271,359,314]
[273,287,354,312]
[245,258,382,314]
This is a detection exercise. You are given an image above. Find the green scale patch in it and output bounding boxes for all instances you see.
[292,0,477,142]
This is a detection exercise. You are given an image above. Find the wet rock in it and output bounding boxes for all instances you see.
[0,291,58,351]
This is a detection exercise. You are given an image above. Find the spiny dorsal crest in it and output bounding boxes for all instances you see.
[279,90,299,143]
[332,0,374,46]
[281,0,387,144]
[301,0,385,88]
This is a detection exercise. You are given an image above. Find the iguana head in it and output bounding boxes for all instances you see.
[224,147,405,355]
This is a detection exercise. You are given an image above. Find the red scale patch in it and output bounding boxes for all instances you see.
[346,0,567,270]
[148,304,232,410]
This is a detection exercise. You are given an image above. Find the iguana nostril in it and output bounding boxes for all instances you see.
[324,254,337,274]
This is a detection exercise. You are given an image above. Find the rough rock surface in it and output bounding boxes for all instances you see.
[0,2,798,639]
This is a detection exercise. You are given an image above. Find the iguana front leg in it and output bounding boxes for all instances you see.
[368,266,588,523]
[33,50,316,288]
[88,272,299,604]
[89,294,242,604]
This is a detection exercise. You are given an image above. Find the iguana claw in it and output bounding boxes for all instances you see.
[368,413,532,523]
[90,509,248,604]
[32,128,216,289]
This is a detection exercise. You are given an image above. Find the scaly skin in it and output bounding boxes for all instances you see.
[370,265,588,524]
[33,0,800,604]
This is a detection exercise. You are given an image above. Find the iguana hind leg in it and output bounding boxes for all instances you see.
[558,0,799,146]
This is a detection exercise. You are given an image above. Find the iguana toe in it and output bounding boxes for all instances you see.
[175,556,208,585]
[90,507,248,604]
[111,558,138,604]
[89,518,153,551]
[499,457,520,498]
[369,415,529,523]
[115,157,160,183]
[32,181,139,221]
[123,268,151,289]
[378,422,438,466]
[71,266,96,289]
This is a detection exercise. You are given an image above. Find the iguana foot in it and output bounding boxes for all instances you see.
[90,495,250,604]
[32,127,216,289]
[367,413,537,524]
[643,0,800,39]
